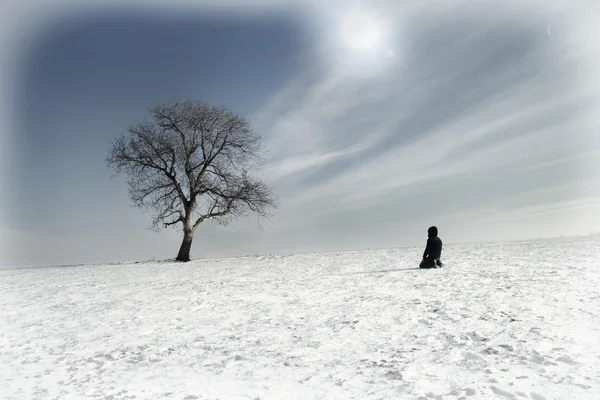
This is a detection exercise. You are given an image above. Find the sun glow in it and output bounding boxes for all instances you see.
[330,4,398,75]
[339,11,384,52]
[304,2,400,75]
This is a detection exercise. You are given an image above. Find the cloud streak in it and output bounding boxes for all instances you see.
[251,0,600,241]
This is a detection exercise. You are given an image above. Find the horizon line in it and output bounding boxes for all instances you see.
[2,232,597,272]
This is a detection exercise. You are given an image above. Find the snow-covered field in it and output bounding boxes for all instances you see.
[1,236,599,400]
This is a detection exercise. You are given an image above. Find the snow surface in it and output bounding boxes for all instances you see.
[1,236,599,400]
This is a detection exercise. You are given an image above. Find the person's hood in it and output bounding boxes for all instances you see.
[428,226,438,238]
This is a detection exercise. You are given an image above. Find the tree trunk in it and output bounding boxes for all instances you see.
[176,229,194,262]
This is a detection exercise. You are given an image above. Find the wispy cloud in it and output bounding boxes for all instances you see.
[486,196,600,222]
[251,0,600,238]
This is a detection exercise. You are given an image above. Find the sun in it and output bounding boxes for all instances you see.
[309,2,399,75]
[339,11,384,52]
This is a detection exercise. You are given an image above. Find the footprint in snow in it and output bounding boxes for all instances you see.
[530,393,547,400]
[498,344,514,352]
[490,385,516,399]
[384,370,402,380]
[483,347,500,355]
[556,355,577,365]
[529,353,545,364]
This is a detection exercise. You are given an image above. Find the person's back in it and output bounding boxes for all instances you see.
[420,226,443,268]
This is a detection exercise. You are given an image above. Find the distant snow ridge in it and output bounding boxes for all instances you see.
[1,236,599,399]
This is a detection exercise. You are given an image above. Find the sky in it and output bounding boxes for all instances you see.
[1,0,600,268]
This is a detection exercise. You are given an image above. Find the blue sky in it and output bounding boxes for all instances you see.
[2,0,600,268]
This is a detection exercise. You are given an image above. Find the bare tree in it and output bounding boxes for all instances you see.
[106,100,278,262]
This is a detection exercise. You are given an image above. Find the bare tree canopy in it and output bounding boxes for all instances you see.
[106,100,278,261]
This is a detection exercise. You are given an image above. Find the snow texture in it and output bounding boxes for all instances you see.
[1,236,599,399]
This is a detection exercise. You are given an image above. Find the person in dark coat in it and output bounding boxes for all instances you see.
[420,226,443,268]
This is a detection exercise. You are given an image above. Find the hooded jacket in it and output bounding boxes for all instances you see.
[423,226,443,260]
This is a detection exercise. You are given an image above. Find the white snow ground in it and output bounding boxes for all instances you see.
[1,236,599,400]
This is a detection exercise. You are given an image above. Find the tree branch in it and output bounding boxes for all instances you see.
[164,216,184,228]
[106,99,278,235]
